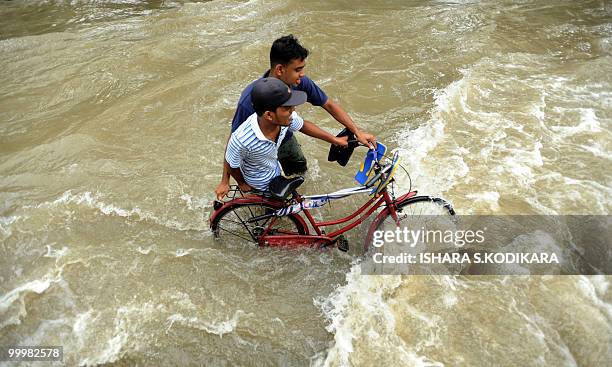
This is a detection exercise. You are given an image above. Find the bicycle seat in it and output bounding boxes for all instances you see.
[268,176,304,200]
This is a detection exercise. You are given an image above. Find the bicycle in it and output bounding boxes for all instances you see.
[210,143,455,252]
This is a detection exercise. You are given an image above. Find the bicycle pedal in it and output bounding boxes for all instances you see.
[336,235,349,252]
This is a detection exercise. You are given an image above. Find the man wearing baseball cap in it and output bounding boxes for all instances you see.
[216,34,375,199]
[225,78,348,192]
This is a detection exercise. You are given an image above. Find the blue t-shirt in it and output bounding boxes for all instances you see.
[230,71,328,142]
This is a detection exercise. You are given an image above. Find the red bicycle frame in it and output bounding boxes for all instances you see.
[256,189,417,248]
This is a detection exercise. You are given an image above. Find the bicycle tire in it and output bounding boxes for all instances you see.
[365,195,456,251]
[211,202,307,245]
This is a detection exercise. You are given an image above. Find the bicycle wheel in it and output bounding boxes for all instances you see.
[211,202,307,245]
[366,196,456,250]
[391,196,455,217]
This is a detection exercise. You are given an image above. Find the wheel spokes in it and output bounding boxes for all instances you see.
[213,203,305,245]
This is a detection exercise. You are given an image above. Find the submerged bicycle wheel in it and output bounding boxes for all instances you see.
[366,196,456,250]
[392,196,455,217]
[211,202,307,245]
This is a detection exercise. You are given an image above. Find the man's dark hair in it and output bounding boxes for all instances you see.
[270,34,309,68]
[254,105,270,117]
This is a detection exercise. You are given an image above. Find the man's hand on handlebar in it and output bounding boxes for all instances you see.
[355,130,376,150]
[334,135,349,148]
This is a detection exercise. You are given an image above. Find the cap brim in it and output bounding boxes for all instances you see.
[281,90,307,107]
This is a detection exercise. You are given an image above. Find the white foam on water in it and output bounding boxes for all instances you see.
[0,215,23,238]
[316,49,612,362]
[2,274,80,342]
[561,176,612,197]
[402,303,443,350]
[167,291,198,311]
[80,329,128,367]
[174,248,193,257]
[78,302,159,366]
[165,310,245,337]
[508,298,579,367]
[586,275,609,295]
[396,118,446,191]
[531,92,547,123]
[549,108,602,137]
[136,245,155,255]
[499,142,544,187]
[520,172,610,214]
[397,54,610,215]
[576,276,612,322]
[395,72,484,197]
[465,191,501,211]
[44,244,69,260]
[25,190,204,231]
[315,265,393,364]
[577,142,612,160]
[0,278,54,329]
[73,310,96,348]
[442,293,458,308]
[179,193,209,211]
[313,75,487,365]
[314,264,441,367]
[25,191,123,215]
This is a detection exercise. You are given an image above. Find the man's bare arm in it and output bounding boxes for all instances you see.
[322,98,376,147]
[300,120,349,147]
[227,163,252,193]
[215,160,232,200]
[215,134,234,200]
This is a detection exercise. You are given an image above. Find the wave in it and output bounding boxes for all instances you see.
[0,278,54,329]
[316,48,612,365]
[165,310,245,337]
[22,190,210,232]
[314,265,443,367]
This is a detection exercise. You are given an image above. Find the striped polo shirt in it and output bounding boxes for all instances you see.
[226,112,304,191]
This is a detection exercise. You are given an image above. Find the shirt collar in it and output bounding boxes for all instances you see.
[249,113,285,143]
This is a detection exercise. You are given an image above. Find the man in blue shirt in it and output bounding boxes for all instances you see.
[216,35,376,198]
[226,78,348,192]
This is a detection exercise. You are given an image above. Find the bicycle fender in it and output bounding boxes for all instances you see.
[364,191,418,250]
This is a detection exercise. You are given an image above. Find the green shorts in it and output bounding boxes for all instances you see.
[278,135,308,176]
